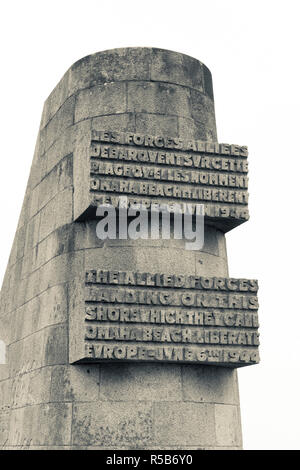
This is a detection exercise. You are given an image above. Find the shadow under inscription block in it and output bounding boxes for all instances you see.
[74,129,250,232]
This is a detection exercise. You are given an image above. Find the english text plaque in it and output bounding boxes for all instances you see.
[69,270,259,367]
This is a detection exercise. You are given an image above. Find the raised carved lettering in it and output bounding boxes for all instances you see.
[80,130,251,231]
[77,270,260,367]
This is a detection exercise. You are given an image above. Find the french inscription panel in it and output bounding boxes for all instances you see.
[74,130,250,231]
[70,270,260,367]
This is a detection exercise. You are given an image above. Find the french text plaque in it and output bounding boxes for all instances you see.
[74,130,250,232]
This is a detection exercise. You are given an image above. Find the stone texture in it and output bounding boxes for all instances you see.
[127,81,191,117]
[40,48,212,130]
[0,409,10,447]
[92,113,136,134]
[154,402,215,447]
[72,402,153,447]
[178,116,210,141]
[0,379,12,412]
[68,48,152,102]
[215,404,242,447]
[75,82,127,123]
[99,363,182,402]
[11,368,52,408]
[195,252,229,277]
[37,154,73,212]
[8,403,72,446]
[84,245,197,275]
[44,120,91,176]
[0,47,244,450]
[40,96,75,155]
[8,284,68,344]
[50,364,100,402]
[38,187,73,242]
[135,113,178,136]
[182,365,240,404]
[150,48,205,92]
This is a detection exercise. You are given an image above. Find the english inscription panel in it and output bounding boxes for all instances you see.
[70,270,260,367]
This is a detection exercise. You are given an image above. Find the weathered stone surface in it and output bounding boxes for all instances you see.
[215,404,243,447]
[190,89,217,135]
[0,47,254,449]
[40,48,213,131]
[195,251,229,276]
[11,368,52,408]
[39,187,73,242]
[154,402,215,446]
[127,81,191,117]
[44,120,91,176]
[150,48,205,92]
[68,48,152,102]
[8,403,72,446]
[72,402,153,447]
[50,364,100,402]
[40,96,75,155]
[178,116,210,141]
[8,284,68,344]
[93,113,136,134]
[99,363,182,402]
[0,379,12,411]
[84,245,197,274]
[135,113,178,136]
[0,409,11,447]
[182,365,240,404]
[43,323,69,366]
[75,82,127,123]
[38,154,73,212]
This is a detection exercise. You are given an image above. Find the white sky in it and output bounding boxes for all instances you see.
[0,0,299,450]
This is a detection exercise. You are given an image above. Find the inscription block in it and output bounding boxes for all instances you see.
[69,270,259,367]
[73,130,250,232]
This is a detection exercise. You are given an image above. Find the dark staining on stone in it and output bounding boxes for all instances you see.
[203,64,214,101]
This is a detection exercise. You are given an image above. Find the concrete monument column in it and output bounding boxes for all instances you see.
[0,48,259,449]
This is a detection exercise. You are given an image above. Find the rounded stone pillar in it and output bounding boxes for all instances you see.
[0,48,242,449]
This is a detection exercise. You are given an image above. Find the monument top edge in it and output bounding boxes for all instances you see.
[44,46,214,107]
[70,47,210,71]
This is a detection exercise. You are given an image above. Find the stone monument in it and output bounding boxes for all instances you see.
[0,48,259,450]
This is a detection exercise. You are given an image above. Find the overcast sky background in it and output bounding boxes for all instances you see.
[0,0,299,450]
